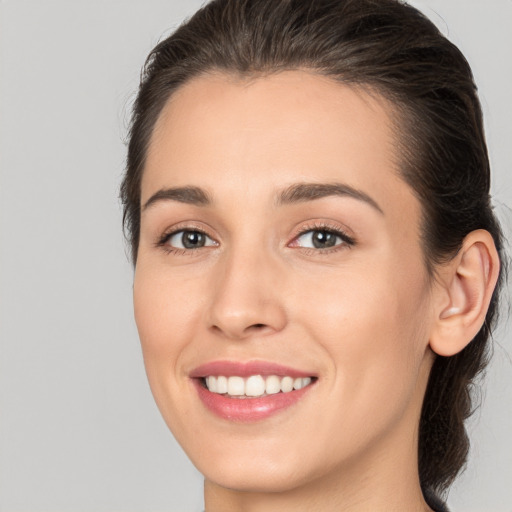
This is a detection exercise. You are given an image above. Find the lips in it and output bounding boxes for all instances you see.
[190,360,317,422]
[190,360,315,379]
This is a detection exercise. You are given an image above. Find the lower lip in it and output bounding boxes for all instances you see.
[192,379,315,422]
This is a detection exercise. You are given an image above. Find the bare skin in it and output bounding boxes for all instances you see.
[134,70,499,511]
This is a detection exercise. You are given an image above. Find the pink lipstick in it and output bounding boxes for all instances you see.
[190,360,317,422]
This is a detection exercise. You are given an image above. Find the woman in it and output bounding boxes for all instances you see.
[121,0,504,510]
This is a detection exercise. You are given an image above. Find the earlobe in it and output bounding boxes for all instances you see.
[429,230,500,357]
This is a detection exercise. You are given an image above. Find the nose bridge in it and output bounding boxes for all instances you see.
[207,240,286,339]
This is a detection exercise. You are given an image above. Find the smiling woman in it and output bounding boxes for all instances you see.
[120,1,504,511]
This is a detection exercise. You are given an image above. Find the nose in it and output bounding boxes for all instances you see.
[206,246,287,340]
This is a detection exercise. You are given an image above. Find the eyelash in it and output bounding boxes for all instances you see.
[156,224,215,256]
[155,222,356,256]
[291,222,356,255]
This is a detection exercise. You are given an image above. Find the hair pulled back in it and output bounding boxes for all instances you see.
[121,0,504,497]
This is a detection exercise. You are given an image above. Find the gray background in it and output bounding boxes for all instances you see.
[0,1,510,510]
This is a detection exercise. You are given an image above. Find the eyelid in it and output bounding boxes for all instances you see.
[153,220,355,256]
[288,221,356,251]
[167,230,217,249]
[155,222,219,253]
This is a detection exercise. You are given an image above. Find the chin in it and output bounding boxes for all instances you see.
[200,459,312,494]
[182,429,338,495]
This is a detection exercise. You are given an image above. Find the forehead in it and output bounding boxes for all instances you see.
[143,70,417,222]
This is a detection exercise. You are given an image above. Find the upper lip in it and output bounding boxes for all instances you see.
[189,360,316,379]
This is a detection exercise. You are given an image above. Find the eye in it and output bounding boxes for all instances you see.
[294,229,353,250]
[165,230,217,250]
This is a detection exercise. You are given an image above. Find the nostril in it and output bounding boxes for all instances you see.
[252,323,266,329]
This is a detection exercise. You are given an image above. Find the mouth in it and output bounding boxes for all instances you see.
[190,361,317,422]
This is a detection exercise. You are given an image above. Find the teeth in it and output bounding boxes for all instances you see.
[216,375,228,394]
[204,375,313,397]
[265,375,281,395]
[227,376,245,396]
[246,375,265,396]
[294,377,307,390]
[280,376,294,393]
[207,376,217,393]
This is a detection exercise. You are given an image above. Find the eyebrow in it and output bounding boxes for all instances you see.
[142,182,383,215]
[277,182,384,214]
[142,186,211,211]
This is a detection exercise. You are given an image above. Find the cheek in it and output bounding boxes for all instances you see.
[133,265,201,385]
[132,263,209,440]
[291,258,431,425]
[295,257,429,344]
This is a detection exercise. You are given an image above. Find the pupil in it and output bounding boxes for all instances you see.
[313,231,336,249]
[182,231,205,249]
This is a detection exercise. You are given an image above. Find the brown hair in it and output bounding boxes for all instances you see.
[121,0,505,497]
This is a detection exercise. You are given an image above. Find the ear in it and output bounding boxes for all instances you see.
[429,229,500,357]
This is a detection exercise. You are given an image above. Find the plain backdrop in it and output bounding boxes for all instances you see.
[0,1,511,511]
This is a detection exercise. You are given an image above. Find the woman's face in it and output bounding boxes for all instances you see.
[134,71,437,493]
